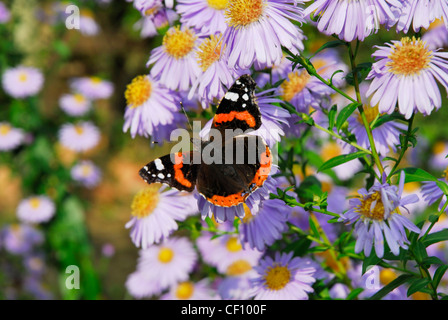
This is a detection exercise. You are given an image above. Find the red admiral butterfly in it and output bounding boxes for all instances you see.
[139,74,272,207]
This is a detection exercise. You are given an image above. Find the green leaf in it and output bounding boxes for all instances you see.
[371,112,406,129]
[318,151,367,172]
[433,265,448,289]
[397,167,438,183]
[336,102,361,132]
[345,62,373,86]
[435,180,448,196]
[328,104,337,130]
[412,241,428,263]
[311,40,347,58]
[368,274,414,300]
[421,256,444,267]
[362,253,381,274]
[407,278,431,297]
[346,288,364,300]
[421,229,448,247]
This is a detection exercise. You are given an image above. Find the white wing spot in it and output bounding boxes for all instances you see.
[158,173,165,179]
[225,91,239,102]
[167,173,171,178]
[152,174,156,177]
[236,80,241,85]
[242,103,246,108]
[144,166,148,171]
[242,93,249,101]
[154,158,164,171]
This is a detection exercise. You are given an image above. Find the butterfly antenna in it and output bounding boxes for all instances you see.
[180,101,194,133]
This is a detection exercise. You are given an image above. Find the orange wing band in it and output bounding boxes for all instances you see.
[173,152,192,188]
[213,111,256,128]
[252,146,272,187]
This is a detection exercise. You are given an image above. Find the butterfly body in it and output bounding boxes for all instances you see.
[139,74,272,207]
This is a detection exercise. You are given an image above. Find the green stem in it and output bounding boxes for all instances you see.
[281,102,372,156]
[421,200,448,240]
[387,114,415,181]
[347,41,385,177]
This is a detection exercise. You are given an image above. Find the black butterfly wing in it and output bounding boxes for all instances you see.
[139,152,198,192]
[211,74,262,132]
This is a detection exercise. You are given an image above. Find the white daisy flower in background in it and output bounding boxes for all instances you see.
[2,66,44,99]
[70,160,102,188]
[0,122,25,151]
[59,93,92,116]
[58,121,101,153]
[16,195,56,224]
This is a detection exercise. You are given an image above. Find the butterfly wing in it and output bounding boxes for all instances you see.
[139,152,198,192]
[211,74,262,132]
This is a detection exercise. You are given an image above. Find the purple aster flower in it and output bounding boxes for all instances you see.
[78,10,100,36]
[189,34,244,108]
[0,1,10,23]
[125,270,165,298]
[238,199,291,251]
[431,0,448,29]
[395,0,440,33]
[177,0,228,34]
[70,160,102,188]
[133,0,178,38]
[422,20,448,50]
[123,74,180,139]
[2,66,44,99]
[278,52,345,112]
[339,172,420,258]
[136,237,198,289]
[0,224,44,255]
[59,93,92,116]
[147,25,201,91]
[58,121,101,153]
[429,141,448,170]
[16,195,56,224]
[160,279,218,300]
[366,37,448,119]
[221,0,306,70]
[101,243,115,257]
[126,185,198,249]
[249,251,316,300]
[0,122,25,151]
[218,269,259,300]
[304,0,404,42]
[348,83,407,157]
[70,76,114,100]
[196,231,263,274]
[24,254,46,276]
[421,168,448,212]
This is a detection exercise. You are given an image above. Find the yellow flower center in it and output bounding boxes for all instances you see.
[207,0,229,10]
[403,181,420,193]
[263,264,291,291]
[197,34,223,72]
[158,247,174,263]
[226,236,242,252]
[29,197,41,209]
[241,204,254,223]
[144,7,159,16]
[175,281,194,300]
[379,268,397,285]
[387,37,432,76]
[18,73,28,83]
[0,124,11,136]
[81,164,92,177]
[124,75,152,108]
[73,93,86,104]
[90,76,103,84]
[280,71,310,102]
[74,125,84,135]
[357,191,386,221]
[130,186,160,219]
[226,259,252,276]
[225,0,265,28]
[433,141,447,155]
[320,142,342,162]
[358,104,380,124]
[163,26,197,59]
